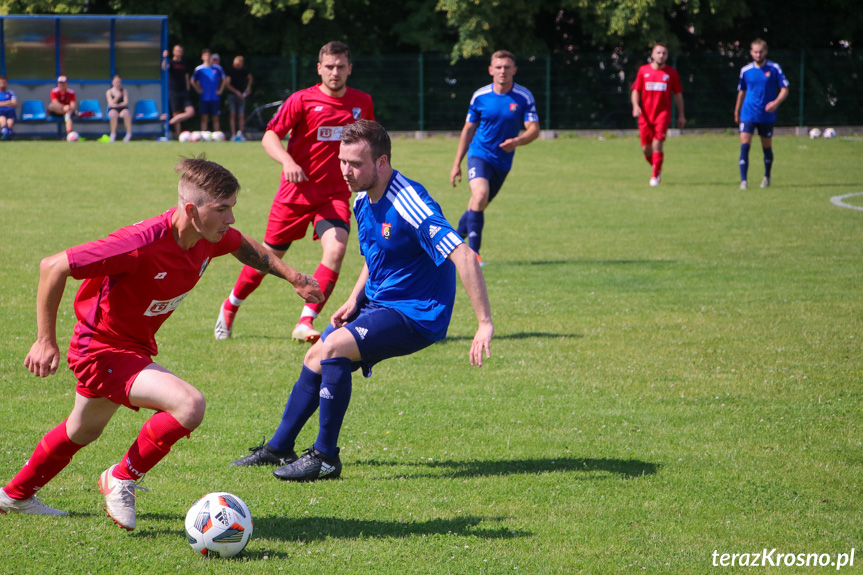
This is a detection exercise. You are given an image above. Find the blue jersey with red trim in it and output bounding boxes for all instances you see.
[738,60,789,123]
[466,83,539,171]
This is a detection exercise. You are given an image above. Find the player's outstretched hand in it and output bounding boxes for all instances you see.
[450,164,462,188]
[469,322,494,367]
[295,274,323,303]
[330,298,358,329]
[24,340,60,377]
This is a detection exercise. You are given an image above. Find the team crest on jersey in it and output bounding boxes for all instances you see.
[199,257,210,277]
[382,223,392,240]
[144,292,190,316]
[663,74,669,81]
[764,71,771,77]
[509,103,518,112]
[353,107,362,119]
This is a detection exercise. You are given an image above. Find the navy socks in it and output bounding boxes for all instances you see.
[314,357,353,458]
[268,366,321,452]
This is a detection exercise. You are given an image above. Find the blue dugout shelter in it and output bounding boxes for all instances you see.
[0,14,168,138]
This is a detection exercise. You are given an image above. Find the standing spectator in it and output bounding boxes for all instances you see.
[231,120,493,482]
[0,157,321,526]
[630,42,686,187]
[734,39,790,189]
[214,41,374,344]
[105,75,133,142]
[450,50,539,266]
[225,55,253,141]
[48,75,76,135]
[0,75,17,140]
[163,45,196,139]
[191,48,226,133]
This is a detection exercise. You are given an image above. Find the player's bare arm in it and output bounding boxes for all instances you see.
[499,121,540,153]
[233,234,323,303]
[765,86,789,114]
[674,93,686,128]
[331,263,370,329]
[24,251,71,378]
[261,129,308,183]
[451,121,478,187]
[734,91,746,124]
[631,90,643,118]
[449,243,493,366]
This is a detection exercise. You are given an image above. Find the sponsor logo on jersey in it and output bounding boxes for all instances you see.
[355,326,368,340]
[509,103,518,112]
[428,225,441,238]
[317,126,344,141]
[382,222,392,240]
[645,82,668,91]
[353,107,362,119]
[144,291,190,316]
[154,272,167,280]
[314,106,324,111]
[199,257,210,277]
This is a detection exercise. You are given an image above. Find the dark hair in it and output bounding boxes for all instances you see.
[175,154,240,206]
[491,50,516,64]
[319,41,351,63]
[341,120,391,163]
[201,48,211,55]
[653,42,668,49]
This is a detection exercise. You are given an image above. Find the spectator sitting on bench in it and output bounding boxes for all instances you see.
[0,75,17,140]
[106,75,133,142]
[48,75,76,134]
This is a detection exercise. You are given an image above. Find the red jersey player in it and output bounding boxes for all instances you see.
[630,43,686,187]
[0,157,321,529]
[48,75,77,134]
[215,41,374,343]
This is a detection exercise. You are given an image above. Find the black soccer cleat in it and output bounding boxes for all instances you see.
[272,447,342,482]
[231,438,298,467]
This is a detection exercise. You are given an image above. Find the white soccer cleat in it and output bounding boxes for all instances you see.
[98,465,148,531]
[760,176,770,188]
[0,488,68,516]
[292,322,321,344]
[214,302,235,340]
[740,180,748,190]
[649,176,661,187]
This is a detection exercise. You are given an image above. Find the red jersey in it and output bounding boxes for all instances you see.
[66,208,242,357]
[267,85,374,204]
[631,64,682,119]
[50,87,75,106]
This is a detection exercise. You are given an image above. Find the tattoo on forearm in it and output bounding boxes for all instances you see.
[238,239,286,280]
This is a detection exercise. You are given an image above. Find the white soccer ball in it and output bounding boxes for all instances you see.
[809,128,822,139]
[66,131,80,142]
[211,131,225,142]
[190,131,202,142]
[823,127,837,139]
[179,130,191,143]
[185,492,253,558]
[201,130,213,142]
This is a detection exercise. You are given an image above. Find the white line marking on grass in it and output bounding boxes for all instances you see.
[830,192,863,211]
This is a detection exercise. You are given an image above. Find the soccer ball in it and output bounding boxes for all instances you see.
[66,131,80,142]
[201,130,213,142]
[808,128,822,139]
[190,131,202,142]
[211,131,226,142]
[823,127,837,139]
[179,130,191,143]
[185,492,253,558]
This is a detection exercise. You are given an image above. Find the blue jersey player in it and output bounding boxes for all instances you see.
[191,48,226,133]
[231,120,494,481]
[450,50,539,265]
[734,39,789,190]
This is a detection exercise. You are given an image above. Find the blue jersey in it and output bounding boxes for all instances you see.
[737,60,789,123]
[0,88,16,111]
[192,64,225,102]
[466,83,539,171]
[353,170,463,340]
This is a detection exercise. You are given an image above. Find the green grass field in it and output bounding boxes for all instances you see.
[1,134,862,574]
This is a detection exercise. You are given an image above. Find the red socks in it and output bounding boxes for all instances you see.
[232,265,266,301]
[306,264,339,317]
[114,412,192,481]
[4,420,84,500]
[651,152,664,178]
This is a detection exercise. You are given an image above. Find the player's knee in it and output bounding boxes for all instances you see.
[177,388,207,429]
[69,423,106,446]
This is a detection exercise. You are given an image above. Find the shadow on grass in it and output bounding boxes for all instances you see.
[494,259,677,266]
[358,457,659,480]
[442,331,582,342]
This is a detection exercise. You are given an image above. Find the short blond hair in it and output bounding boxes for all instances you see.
[491,50,516,65]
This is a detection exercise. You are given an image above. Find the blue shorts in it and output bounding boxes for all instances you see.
[199,99,220,115]
[320,293,435,378]
[467,156,509,202]
[0,109,16,120]
[739,122,774,138]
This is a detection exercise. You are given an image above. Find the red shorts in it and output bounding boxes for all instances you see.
[68,348,154,410]
[264,194,351,248]
[639,112,671,146]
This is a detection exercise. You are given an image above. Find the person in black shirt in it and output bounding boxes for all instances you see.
[162,44,196,139]
[225,55,253,141]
